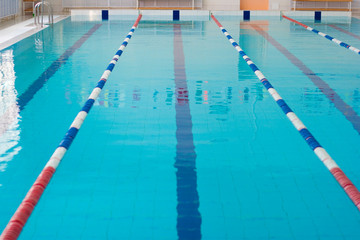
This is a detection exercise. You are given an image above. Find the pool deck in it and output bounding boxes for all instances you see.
[0,15,68,51]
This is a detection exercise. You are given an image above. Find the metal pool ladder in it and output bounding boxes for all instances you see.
[34,0,53,27]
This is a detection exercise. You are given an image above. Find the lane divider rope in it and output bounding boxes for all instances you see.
[281,13,360,55]
[250,24,360,135]
[210,13,360,211]
[0,14,142,240]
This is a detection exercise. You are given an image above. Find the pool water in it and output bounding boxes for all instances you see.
[0,15,360,239]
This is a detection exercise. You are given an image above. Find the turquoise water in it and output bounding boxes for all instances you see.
[0,15,360,239]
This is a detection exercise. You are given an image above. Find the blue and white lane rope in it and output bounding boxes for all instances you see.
[282,14,360,55]
[54,13,141,161]
[211,14,360,211]
[0,14,142,240]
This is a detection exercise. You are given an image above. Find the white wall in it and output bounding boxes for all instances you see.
[203,0,290,11]
[18,0,63,14]
[202,0,240,10]
[353,0,360,8]
[203,0,293,11]
[270,0,291,10]
[204,0,359,11]
[50,0,63,13]
[271,0,360,10]
[18,0,22,14]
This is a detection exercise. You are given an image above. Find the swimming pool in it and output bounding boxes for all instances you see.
[1,13,360,239]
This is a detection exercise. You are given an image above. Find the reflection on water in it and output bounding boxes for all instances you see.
[299,87,360,115]
[301,87,329,114]
[35,38,43,53]
[166,87,174,105]
[242,87,250,103]
[95,85,176,109]
[94,86,126,108]
[208,87,232,121]
[0,49,21,172]
[91,80,271,122]
[34,27,54,54]
[353,89,360,112]
[131,87,141,108]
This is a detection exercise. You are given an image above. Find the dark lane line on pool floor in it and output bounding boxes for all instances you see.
[252,25,360,135]
[0,24,102,138]
[173,24,202,240]
[17,24,102,111]
[328,25,360,41]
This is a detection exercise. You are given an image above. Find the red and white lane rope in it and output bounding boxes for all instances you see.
[211,13,360,211]
[282,13,360,55]
[0,14,142,240]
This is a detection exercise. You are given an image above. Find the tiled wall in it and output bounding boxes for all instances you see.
[0,0,19,19]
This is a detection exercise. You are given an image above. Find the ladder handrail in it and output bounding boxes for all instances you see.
[33,1,53,27]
